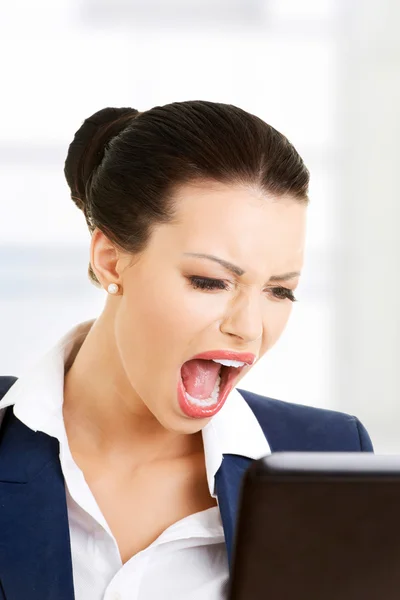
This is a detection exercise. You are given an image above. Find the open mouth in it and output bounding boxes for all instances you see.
[177,352,254,419]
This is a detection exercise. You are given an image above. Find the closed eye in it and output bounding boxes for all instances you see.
[188,277,297,301]
[188,276,229,291]
[268,286,297,302]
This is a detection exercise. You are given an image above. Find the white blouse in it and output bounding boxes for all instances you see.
[0,320,270,600]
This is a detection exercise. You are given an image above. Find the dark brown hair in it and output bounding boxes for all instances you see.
[64,101,309,286]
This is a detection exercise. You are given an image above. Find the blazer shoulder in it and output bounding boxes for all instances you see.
[0,376,18,431]
[0,376,18,399]
[237,388,373,453]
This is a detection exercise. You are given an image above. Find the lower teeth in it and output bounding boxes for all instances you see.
[184,373,221,407]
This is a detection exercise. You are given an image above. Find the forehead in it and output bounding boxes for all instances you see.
[167,181,307,273]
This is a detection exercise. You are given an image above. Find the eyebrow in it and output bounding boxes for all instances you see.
[183,253,301,281]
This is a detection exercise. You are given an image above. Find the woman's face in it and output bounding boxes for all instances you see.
[111,181,307,433]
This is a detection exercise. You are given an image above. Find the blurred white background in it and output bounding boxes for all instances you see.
[1,0,399,451]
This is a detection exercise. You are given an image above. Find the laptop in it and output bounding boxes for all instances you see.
[228,452,400,600]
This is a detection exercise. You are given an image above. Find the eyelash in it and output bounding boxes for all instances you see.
[188,276,298,302]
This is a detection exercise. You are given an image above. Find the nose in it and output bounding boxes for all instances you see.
[219,291,263,344]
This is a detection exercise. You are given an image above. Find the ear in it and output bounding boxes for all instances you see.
[90,229,124,290]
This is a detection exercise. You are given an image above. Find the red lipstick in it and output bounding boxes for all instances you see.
[188,350,256,365]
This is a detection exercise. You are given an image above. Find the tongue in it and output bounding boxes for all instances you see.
[181,359,222,399]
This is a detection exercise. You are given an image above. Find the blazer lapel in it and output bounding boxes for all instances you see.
[215,454,252,569]
[0,409,75,600]
[0,402,253,594]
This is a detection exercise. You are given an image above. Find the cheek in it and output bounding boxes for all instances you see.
[130,274,227,337]
[116,273,226,364]
[118,286,186,353]
[263,302,294,350]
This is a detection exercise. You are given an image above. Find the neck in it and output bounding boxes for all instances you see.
[63,314,203,464]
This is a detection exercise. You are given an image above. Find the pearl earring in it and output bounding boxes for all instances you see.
[107,283,119,295]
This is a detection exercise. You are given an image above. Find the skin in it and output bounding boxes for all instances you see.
[63,179,307,562]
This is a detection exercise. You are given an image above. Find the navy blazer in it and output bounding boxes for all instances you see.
[0,375,373,600]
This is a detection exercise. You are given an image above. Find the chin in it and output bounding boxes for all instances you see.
[161,406,211,435]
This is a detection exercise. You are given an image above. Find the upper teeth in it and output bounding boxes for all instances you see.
[212,358,246,368]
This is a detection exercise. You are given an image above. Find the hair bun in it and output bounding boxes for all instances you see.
[64,107,138,218]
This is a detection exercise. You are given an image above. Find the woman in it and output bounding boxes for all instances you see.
[0,101,372,600]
